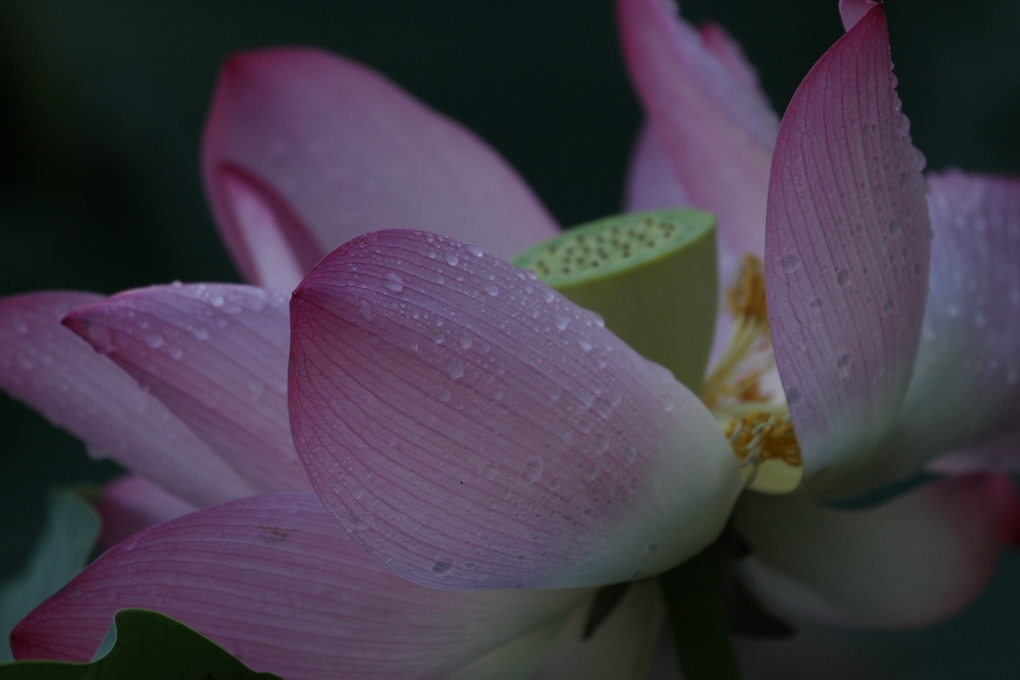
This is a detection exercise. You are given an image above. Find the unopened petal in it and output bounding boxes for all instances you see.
[872,172,1020,483]
[11,493,585,680]
[290,230,741,590]
[202,47,558,286]
[0,292,253,506]
[764,5,930,493]
[63,284,308,494]
[735,474,1019,628]
[617,0,778,260]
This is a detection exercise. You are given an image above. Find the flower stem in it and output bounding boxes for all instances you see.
[659,545,741,680]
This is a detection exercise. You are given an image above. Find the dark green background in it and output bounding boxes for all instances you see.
[1,1,1018,677]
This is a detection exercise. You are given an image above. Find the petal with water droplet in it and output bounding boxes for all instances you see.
[764,6,930,493]
[736,473,1019,627]
[0,292,253,506]
[290,230,741,590]
[11,493,586,680]
[63,284,308,494]
[873,172,1020,482]
[202,48,558,276]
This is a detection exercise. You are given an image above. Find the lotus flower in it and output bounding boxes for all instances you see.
[3,0,1018,678]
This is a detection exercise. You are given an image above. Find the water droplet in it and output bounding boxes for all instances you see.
[543,290,555,304]
[446,359,464,379]
[882,299,894,314]
[466,243,484,257]
[661,398,675,413]
[888,220,903,236]
[459,333,473,349]
[168,346,184,360]
[593,433,610,454]
[481,463,499,480]
[484,283,499,296]
[787,388,802,405]
[556,430,573,447]
[781,254,802,273]
[210,295,225,308]
[521,457,544,483]
[193,327,209,341]
[973,311,987,328]
[351,486,364,499]
[546,384,562,401]
[429,328,445,344]
[360,301,375,321]
[836,268,852,287]
[146,333,164,349]
[946,304,960,319]
[837,353,853,375]
[437,387,451,402]
[432,558,454,575]
[808,298,822,312]
[583,464,599,481]
[577,338,593,352]
[623,446,638,465]
[553,315,570,331]
[549,478,561,490]
[382,272,404,293]
[444,252,459,266]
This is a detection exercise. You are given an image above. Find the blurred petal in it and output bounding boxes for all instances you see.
[63,284,309,494]
[839,0,879,31]
[872,172,1020,482]
[763,6,931,493]
[96,476,197,550]
[0,292,253,506]
[290,230,741,590]
[623,123,692,213]
[202,47,558,285]
[530,580,663,680]
[11,493,585,680]
[697,22,772,112]
[928,429,1020,476]
[617,0,778,259]
[735,474,1020,628]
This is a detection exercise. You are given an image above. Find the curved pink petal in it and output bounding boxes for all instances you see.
[202,47,559,286]
[617,0,778,260]
[0,292,254,506]
[871,172,1020,482]
[697,22,773,112]
[289,230,741,590]
[763,6,931,493]
[63,284,309,494]
[839,0,879,31]
[96,476,197,550]
[735,474,1020,628]
[11,493,586,680]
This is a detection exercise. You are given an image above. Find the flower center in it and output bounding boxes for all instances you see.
[701,255,803,493]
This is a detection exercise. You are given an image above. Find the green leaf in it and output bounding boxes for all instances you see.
[512,209,718,393]
[0,609,281,679]
[0,489,101,662]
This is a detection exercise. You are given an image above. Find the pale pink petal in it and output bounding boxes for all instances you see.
[623,123,692,213]
[617,0,778,259]
[96,476,197,550]
[63,284,309,495]
[928,429,1020,476]
[697,22,773,112]
[0,292,254,506]
[871,172,1020,482]
[763,6,930,493]
[735,474,1020,628]
[11,493,586,680]
[839,0,879,31]
[289,230,741,590]
[202,47,559,284]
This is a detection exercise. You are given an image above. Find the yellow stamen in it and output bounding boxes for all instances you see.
[725,255,768,328]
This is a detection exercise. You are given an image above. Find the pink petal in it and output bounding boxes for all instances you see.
[289,230,741,590]
[617,0,778,260]
[928,429,1020,476]
[697,22,772,111]
[202,47,559,285]
[63,284,309,495]
[763,5,931,493]
[623,123,692,213]
[870,172,1020,483]
[11,493,586,680]
[0,292,254,506]
[735,474,1020,628]
[96,476,197,550]
[839,0,879,31]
